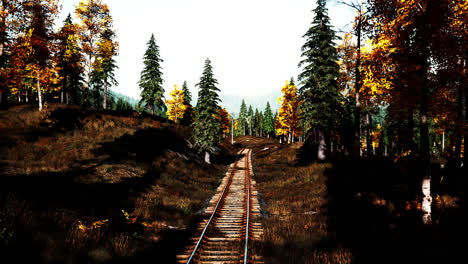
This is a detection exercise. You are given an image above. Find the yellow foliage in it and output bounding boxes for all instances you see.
[394,149,412,163]
[216,108,231,134]
[275,81,301,141]
[166,84,187,123]
[77,219,108,232]
[371,124,382,149]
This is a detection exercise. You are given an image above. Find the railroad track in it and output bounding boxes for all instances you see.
[177,148,263,264]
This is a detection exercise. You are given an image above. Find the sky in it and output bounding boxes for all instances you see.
[57,0,355,106]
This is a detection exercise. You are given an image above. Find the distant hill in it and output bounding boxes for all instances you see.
[109,90,139,107]
[218,91,282,117]
[117,89,281,117]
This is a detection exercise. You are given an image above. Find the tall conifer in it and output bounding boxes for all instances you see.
[193,58,221,163]
[298,0,341,159]
[181,80,194,125]
[138,34,164,115]
[263,102,275,137]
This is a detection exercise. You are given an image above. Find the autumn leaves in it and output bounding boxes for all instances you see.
[0,0,118,110]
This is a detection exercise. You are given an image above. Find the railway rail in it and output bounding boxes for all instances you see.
[177,148,263,264]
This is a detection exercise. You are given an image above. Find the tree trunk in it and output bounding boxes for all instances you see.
[318,129,326,161]
[422,177,432,224]
[442,131,445,154]
[37,72,43,111]
[66,92,70,105]
[204,151,211,164]
[61,91,64,103]
[464,57,468,166]
[103,81,108,109]
[420,67,430,164]
[407,108,414,149]
[353,16,362,160]
[366,113,372,157]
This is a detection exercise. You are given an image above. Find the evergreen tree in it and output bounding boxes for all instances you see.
[56,14,83,105]
[193,58,221,163]
[247,105,254,135]
[263,102,275,137]
[238,99,248,135]
[181,80,194,125]
[138,34,164,115]
[253,108,263,137]
[298,0,341,159]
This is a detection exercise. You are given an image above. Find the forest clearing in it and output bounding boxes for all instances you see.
[1,0,467,263]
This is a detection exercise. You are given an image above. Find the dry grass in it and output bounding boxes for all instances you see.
[0,104,234,262]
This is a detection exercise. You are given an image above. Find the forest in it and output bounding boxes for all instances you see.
[0,0,467,263]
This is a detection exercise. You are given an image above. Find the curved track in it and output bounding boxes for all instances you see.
[177,149,263,264]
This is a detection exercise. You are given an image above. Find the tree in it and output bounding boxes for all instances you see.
[253,108,263,137]
[91,25,118,109]
[0,0,29,104]
[336,0,369,158]
[56,14,84,104]
[238,99,248,135]
[180,80,194,125]
[75,0,114,104]
[217,107,231,138]
[247,105,254,136]
[298,0,341,159]
[25,0,60,111]
[137,34,164,115]
[4,30,34,103]
[275,80,301,144]
[166,84,187,123]
[263,101,275,138]
[193,58,221,164]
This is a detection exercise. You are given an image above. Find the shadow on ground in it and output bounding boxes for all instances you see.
[324,157,468,264]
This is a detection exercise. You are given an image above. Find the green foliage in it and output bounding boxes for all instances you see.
[236,99,248,136]
[181,80,194,125]
[193,58,222,153]
[138,34,165,115]
[298,0,341,136]
[263,102,275,136]
[253,108,263,136]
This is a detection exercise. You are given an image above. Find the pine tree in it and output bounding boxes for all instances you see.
[193,58,221,163]
[138,34,164,115]
[298,0,341,159]
[56,14,84,105]
[181,80,194,125]
[263,101,275,138]
[253,108,263,137]
[247,105,254,136]
[238,99,248,135]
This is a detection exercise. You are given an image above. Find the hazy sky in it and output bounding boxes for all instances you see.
[58,0,355,101]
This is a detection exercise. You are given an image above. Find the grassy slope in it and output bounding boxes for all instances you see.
[0,104,237,263]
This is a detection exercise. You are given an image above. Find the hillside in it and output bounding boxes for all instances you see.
[0,104,237,263]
